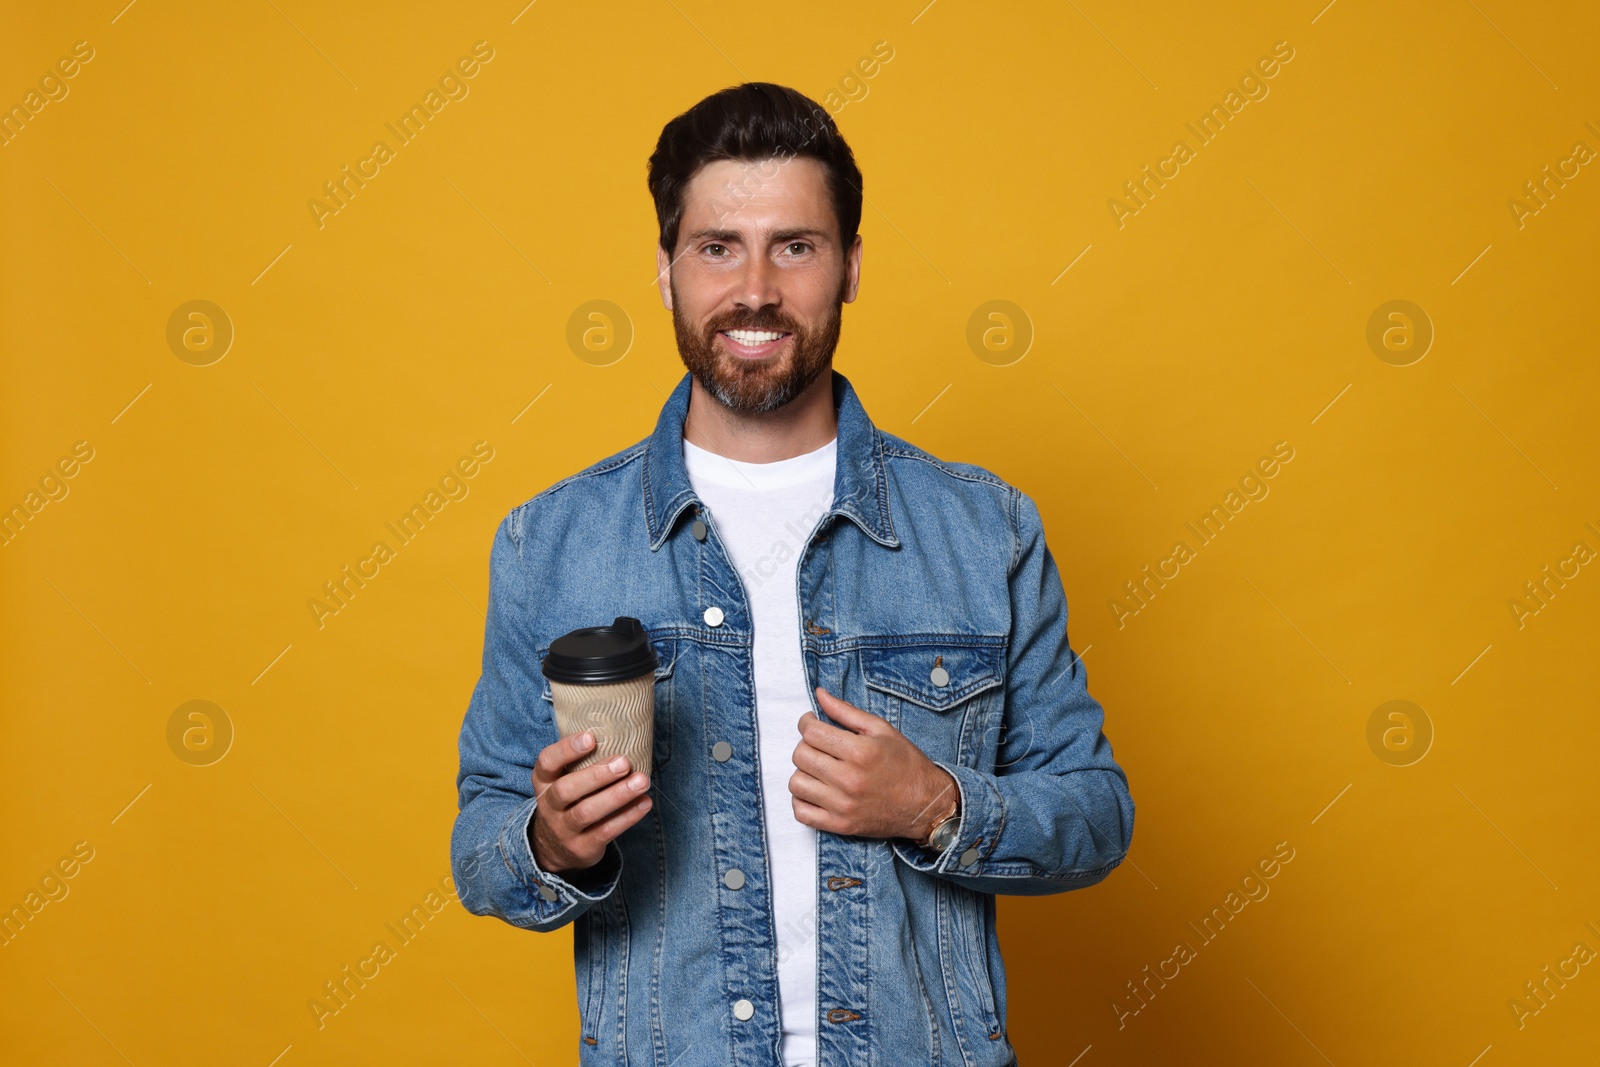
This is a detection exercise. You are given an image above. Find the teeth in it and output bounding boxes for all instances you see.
[724,329,786,344]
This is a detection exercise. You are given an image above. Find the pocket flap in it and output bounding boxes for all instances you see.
[860,640,1005,712]
[648,633,677,680]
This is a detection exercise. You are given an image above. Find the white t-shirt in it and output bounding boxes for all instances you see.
[683,432,837,1067]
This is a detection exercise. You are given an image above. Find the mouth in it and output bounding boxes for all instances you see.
[717,328,792,359]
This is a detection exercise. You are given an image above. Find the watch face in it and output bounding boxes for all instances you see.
[930,819,957,851]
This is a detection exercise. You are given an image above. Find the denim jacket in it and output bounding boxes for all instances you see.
[452,368,1134,1066]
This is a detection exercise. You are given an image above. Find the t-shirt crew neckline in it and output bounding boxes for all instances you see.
[681,434,838,491]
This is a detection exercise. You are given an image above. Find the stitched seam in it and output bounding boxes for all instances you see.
[862,673,1003,712]
[936,880,976,1067]
[650,801,668,1067]
[1008,488,1022,575]
[987,771,1006,862]
[957,885,998,1029]
[879,442,1012,490]
[967,858,1124,879]
[872,430,895,539]
[507,441,649,528]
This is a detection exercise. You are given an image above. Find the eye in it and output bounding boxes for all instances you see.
[785,242,812,256]
[703,243,729,257]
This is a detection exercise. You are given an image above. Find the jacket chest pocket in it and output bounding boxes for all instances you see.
[540,632,678,771]
[859,639,1006,770]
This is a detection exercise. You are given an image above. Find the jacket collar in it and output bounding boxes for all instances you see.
[643,368,900,552]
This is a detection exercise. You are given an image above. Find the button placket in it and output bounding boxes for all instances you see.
[686,502,770,1040]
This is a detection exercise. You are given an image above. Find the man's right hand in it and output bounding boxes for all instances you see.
[529,731,653,874]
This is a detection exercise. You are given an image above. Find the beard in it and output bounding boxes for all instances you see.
[671,275,844,415]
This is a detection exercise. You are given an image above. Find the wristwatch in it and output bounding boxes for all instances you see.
[914,791,961,853]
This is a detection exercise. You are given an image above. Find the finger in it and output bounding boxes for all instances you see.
[788,767,847,812]
[798,710,858,760]
[575,789,654,849]
[814,687,881,734]
[535,731,596,786]
[791,795,835,833]
[553,754,639,810]
[568,770,652,832]
[791,739,846,783]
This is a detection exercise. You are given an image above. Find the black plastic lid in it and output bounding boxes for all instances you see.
[541,616,659,685]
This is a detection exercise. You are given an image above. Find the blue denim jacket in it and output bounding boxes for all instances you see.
[452,369,1134,1066]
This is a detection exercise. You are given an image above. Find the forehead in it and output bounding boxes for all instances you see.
[680,156,834,235]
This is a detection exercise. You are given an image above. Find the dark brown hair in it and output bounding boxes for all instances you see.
[647,82,863,256]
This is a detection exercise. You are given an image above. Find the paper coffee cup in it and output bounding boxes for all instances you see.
[541,616,659,776]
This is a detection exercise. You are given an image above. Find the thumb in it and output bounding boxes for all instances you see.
[815,686,872,729]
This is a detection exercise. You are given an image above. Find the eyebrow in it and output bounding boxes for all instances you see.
[683,227,832,245]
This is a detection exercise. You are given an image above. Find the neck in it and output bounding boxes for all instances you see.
[682,368,838,462]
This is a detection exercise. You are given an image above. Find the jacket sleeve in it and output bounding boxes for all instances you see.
[891,488,1135,894]
[451,508,625,932]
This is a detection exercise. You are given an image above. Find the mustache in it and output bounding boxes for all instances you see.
[706,311,799,334]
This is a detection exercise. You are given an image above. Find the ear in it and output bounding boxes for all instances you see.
[842,233,862,304]
[656,245,674,310]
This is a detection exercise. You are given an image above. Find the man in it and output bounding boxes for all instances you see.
[452,82,1134,1067]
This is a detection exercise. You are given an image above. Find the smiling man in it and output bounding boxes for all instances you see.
[452,82,1134,1067]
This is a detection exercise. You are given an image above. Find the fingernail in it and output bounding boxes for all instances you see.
[629,774,648,791]
[609,756,627,772]
[577,732,593,749]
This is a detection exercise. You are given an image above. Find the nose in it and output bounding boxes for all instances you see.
[736,251,781,315]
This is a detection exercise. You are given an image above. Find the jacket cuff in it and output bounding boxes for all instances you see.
[499,794,624,919]
[891,760,1006,875]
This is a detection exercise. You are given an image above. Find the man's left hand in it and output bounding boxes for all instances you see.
[790,686,958,841]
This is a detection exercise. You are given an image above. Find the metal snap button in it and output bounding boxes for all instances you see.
[733,998,754,1021]
[703,606,725,627]
[691,518,708,541]
[930,665,949,687]
[959,847,980,867]
[723,867,746,890]
[712,741,733,762]
[538,884,559,902]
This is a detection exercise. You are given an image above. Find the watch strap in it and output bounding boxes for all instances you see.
[914,792,960,849]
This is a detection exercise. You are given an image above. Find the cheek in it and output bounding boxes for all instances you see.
[673,271,736,318]
[787,280,845,325]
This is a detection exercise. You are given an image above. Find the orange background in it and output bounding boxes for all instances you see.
[3,1,1597,1064]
